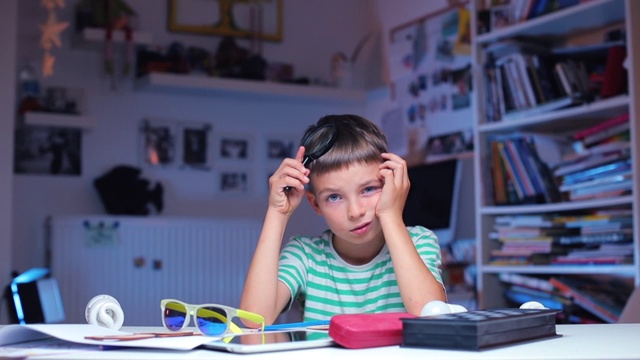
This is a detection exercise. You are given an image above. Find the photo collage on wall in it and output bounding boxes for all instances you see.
[386,3,474,161]
[140,118,299,196]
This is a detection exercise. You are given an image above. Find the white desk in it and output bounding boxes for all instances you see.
[18,324,640,360]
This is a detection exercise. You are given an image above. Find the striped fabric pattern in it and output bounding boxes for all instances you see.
[278,226,443,321]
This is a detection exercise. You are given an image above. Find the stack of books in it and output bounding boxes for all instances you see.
[552,113,632,201]
[483,38,627,123]
[499,273,634,324]
[488,134,561,205]
[489,211,634,266]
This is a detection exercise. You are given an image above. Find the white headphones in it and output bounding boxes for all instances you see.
[85,294,125,330]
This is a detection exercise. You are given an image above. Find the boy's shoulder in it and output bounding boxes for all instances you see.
[290,230,332,246]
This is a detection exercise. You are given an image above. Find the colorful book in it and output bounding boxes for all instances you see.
[573,113,630,141]
[499,272,555,293]
[549,276,631,323]
[553,232,633,246]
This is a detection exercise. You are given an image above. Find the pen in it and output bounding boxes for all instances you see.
[264,320,330,331]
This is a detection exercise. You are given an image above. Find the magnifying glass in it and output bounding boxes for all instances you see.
[283,123,338,191]
[299,123,339,166]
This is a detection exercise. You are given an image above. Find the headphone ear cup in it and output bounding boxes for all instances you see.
[85,294,124,330]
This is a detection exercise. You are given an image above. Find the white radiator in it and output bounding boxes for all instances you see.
[48,215,262,326]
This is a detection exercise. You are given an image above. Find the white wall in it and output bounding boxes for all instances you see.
[11,0,381,274]
[0,0,17,324]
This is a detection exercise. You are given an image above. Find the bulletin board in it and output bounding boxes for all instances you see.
[385,2,473,162]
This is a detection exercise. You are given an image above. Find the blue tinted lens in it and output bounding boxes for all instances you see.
[196,306,228,336]
[163,302,187,331]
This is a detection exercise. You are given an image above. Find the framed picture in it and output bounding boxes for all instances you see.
[178,122,212,170]
[168,0,283,42]
[140,119,177,167]
[264,133,298,163]
[215,132,254,163]
[216,168,253,196]
[13,125,82,176]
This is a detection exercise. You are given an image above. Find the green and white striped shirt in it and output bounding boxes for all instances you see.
[277,226,443,321]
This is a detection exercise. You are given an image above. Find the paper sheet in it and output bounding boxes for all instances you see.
[0,324,218,352]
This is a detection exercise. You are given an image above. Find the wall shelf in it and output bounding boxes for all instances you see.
[134,73,367,104]
[71,28,153,51]
[24,112,96,129]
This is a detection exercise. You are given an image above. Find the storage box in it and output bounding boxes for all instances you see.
[402,308,560,350]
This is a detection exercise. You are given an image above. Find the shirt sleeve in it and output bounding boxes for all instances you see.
[409,226,444,285]
[277,236,309,309]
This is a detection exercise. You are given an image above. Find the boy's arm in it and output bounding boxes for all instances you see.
[240,147,309,325]
[240,209,294,325]
[377,153,446,315]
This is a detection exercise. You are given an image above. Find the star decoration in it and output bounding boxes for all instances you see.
[40,12,69,51]
[42,51,56,77]
[41,0,65,11]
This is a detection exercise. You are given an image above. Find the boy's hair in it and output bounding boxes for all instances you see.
[303,114,388,178]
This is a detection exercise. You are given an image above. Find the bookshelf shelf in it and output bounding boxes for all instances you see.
[478,95,629,133]
[471,0,640,320]
[476,0,625,44]
[482,264,637,276]
[480,195,634,215]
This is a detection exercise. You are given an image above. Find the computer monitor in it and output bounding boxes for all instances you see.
[5,268,65,324]
[402,159,462,246]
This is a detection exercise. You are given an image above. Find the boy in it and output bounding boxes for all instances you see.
[240,114,445,324]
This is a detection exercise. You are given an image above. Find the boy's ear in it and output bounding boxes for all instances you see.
[305,190,322,215]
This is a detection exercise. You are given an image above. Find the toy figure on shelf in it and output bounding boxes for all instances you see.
[75,0,138,78]
[40,0,69,77]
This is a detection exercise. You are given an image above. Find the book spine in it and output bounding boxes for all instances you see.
[490,140,508,204]
[554,232,632,246]
[497,141,527,202]
[581,122,630,147]
[549,277,619,323]
[505,139,536,197]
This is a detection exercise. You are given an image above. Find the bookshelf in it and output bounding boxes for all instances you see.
[471,0,640,322]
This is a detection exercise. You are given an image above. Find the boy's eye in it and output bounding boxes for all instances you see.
[327,194,341,202]
[363,186,377,193]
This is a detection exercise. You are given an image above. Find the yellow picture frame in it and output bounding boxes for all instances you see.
[168,0,283,42]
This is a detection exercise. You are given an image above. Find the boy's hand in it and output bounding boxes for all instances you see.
[376,152,410,218]
[268,146,310,216]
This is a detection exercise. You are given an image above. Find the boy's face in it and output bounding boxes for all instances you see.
[305,161,385,253]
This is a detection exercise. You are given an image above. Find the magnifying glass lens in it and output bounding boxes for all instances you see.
[301,124,338,166]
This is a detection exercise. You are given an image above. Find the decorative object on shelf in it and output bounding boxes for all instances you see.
[13,125,81,176]
[168,0,283,42]
[387,1,473,165]
[75,0,139,79]
[40,0,69,77]
[94,164,164,215]
[329,32,374,89]
[17,64,43,115]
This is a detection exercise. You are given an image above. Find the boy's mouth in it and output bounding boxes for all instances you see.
[350,222,371,235]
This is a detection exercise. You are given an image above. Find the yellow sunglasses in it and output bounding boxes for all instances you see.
[160,299,265,336]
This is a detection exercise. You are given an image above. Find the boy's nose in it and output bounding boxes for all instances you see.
[348,201,366,219]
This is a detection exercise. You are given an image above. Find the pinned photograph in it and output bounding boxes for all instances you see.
[264,134,297,163]
[178,122,212,170]
[140,119,177,167]
[215,132,254,163]
[14,125,81,176]
[217,168,252,196]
